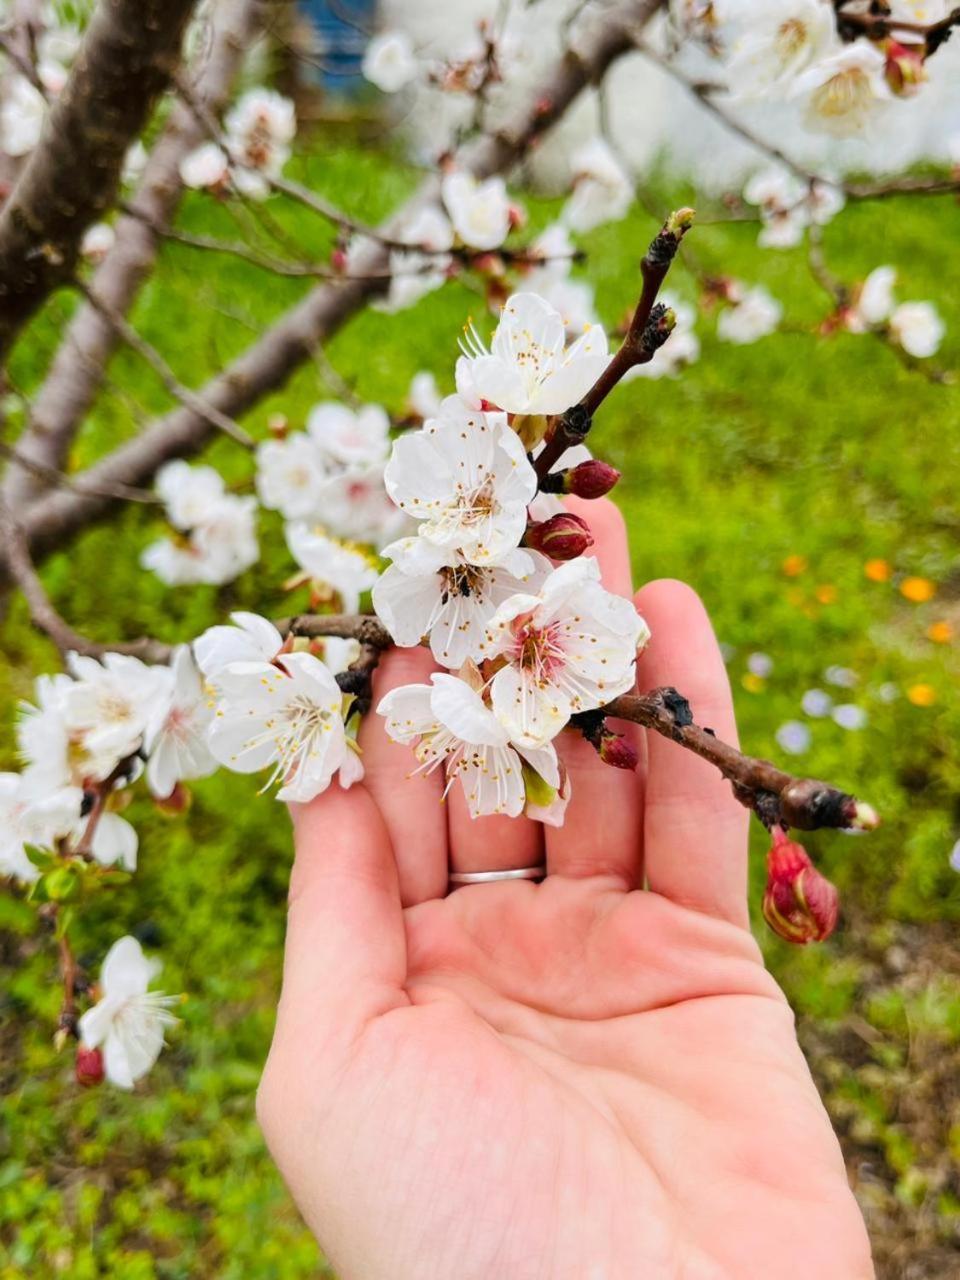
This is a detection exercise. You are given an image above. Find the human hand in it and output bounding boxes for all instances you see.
[257,498,875,1280]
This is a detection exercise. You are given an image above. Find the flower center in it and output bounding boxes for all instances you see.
[775,18,807,59]
[510,620,566,685]
[813,68,871,118]
[439,565,486,603]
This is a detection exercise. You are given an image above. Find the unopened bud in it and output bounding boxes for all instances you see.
[268,413,288,439]
[884,40,926,95]
[843,799,880,832]
[508,203,526,230]
[598,730,639,771]
[525,512,593,560]
[75,1044,104,1087]
[641,304,676,355]
[330,246,348,273]
[762,828,839,945]
[565,459,621,500]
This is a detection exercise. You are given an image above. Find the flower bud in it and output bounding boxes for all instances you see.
[598,730,639,771]
[565,459,621,500]
[75,1044,104,1087]
[330,246,348,273]
[524,512,594,561]
[762,828,839,945]
[842,799,880,832]
[884,40,926,96]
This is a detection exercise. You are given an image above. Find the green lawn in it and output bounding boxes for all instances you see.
[2,131,959,1277]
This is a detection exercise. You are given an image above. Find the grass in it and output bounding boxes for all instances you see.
[1,129,959,1277]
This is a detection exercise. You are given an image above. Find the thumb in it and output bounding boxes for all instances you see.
[273,784,408,1053]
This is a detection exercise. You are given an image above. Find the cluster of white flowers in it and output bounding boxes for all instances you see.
[4,644,218,887]
[742,166,845,249]
[141,461,259,586]
[374,290,649,820]
[716,281,783,345]
[179,88,296,199]
[846,265,945,357]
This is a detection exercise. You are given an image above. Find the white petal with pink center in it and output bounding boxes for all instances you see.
[481,557,650,749]
[457,292,609,416]
[255,432,328,521]
[373,540,551,669]
[377,673,566,821]
[306,402,391,468]
[208,651,358,802]
[144,646,217,799]
[383,395,537,566]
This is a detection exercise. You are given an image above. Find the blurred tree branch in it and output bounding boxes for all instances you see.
[0,0,201,359]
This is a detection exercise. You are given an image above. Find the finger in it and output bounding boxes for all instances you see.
[545,497,645,886]
[634,579,749,927]
[358,646,448,906]
[275,787,407,1050]
[446,787,545,877]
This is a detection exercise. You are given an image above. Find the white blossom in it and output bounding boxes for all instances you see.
[717,285,782,344]
[85,811,139,872]
[143,647,217,799]
[383,395,537,566]
[889,301,945,358]
[144,463,259,586]
[0,773,78,883]
[381,205,453,311]
[479,557,649,748]
[194,612,284,686]
[374,540,550,668]
[285,524,379,612]
[408,370,443,419]
[457,291,609,415]
[313,465,407,545]
[63,653,172,781]
[524,223,577,293]
[562,138,633,234]
[539,278,601,340]
[378,672,566,820]
[790,39,891,136]
[78,936,178,1089]
[179,141,230,191]
[0,76,47,157]
[852,265,897,329]
[363,30,420,93]
[441,171,512,251]
[154,461,226,533]
[307,402,391,468]
[723,0,838,99]
[255,432,329,521]
[80,222,116,263]
[208,651,360,801]
[17,672,88,792]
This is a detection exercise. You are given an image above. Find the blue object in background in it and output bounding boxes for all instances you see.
[299,0,376,90]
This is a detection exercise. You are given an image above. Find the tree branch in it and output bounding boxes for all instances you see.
[1,0,264,509]
[8,0,668,578]
[0,0,201,358]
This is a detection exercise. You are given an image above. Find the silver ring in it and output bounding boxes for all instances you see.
[449,865,546,885]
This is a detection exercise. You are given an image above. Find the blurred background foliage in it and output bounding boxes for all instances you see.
[1,128,959,1278]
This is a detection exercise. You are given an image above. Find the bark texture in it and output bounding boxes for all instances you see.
[0,0,199,357]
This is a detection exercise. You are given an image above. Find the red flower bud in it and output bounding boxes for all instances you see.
[565,459,621,500]
[525,512,594,561]
[884,40,926,96]
[508,203,526,230]
[75,1044,104,1087]
[762,829,839,945]
[598,730,639,771]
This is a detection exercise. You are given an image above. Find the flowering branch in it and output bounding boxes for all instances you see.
[4,0,666,580]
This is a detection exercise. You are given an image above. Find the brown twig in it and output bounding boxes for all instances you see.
[74,280,255,448]
[0,498,172,661]
[0,439,161,504]
[534,208,693,483]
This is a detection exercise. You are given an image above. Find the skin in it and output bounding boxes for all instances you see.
[257,498,875,1280]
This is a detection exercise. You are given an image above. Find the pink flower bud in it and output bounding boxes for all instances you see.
[330,247,347,273]
[884,40,926,96]
[525,512,594,561]
[508,203,526,230]
[566,459,621,500]
[75,1044,104,1087]
[762,829,839,945]
[598,730,639,771]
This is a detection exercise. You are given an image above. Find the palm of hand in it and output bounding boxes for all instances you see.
[257,505,873,1279]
